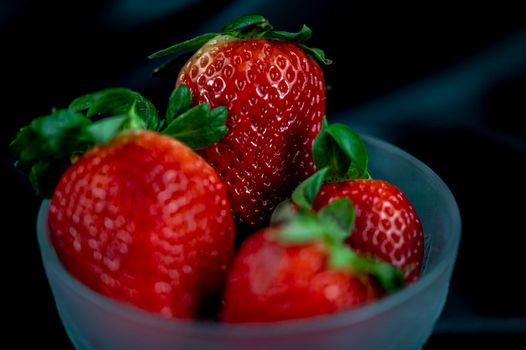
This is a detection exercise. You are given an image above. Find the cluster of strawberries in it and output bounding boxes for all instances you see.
[12,16,424,322]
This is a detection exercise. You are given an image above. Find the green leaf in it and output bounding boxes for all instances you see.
[270,199,296,225]
[12,110,91,165]
[69,88,159,130]
[328,124,368,176]
[275,198,354,245]
[149,15,331,81]
[264,25,312,42]
[10,107,134,198]
[369,261,405,294]
[318,198,355,241]
[166,84,192,123]
[321,114,329,129]
[148,33,218,59]
[328,244,355,269]
[69,88,131,114]
[86,90,135,118]
[298,44,332,65]
[31,109,91,147]
[162,104,228,150]
[278,212,325,244]
[29,158,72,198]
[222,15,271,33]
[12,87,162,198]
[84,116,128,144]
[313,122,370,181]
[291,167,329,210]
[313,122,349,176]
[328,245,404,294]
[152,52,194,78]
[10,109,96,198]
[133,93,161,130]
[10,126,40,165]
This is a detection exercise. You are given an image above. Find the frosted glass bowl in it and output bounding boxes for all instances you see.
[36,134,461,350]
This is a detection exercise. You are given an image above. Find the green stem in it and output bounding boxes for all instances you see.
[126,101,145,129]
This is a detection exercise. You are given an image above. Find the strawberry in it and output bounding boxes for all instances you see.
[11,88,235,318]
[313,180,424,283]
[49,130,234,318]
[221,229,378,322]
[288,121,425,282]
[222,196,404,322]
[150,15,331,232]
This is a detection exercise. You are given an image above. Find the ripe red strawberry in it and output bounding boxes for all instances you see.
[221,229,378,322]
[11,88,235,318]
[290,122,425,283]
[222,198,403,322]
[48,130,234,318]
[150,15,331,232]
[313,180,424,283]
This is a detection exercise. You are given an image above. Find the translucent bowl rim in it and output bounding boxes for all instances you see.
[37,134,461,338]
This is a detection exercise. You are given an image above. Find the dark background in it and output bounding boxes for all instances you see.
[2,0,525,347]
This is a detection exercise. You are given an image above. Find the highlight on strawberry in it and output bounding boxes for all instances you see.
[150,15,331,233]
[11,87,235,318]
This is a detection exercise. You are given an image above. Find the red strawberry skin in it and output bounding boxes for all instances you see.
[48,130,235,318]
[221,228,379,323]
[177,38,325,231]
[313,180,424,283]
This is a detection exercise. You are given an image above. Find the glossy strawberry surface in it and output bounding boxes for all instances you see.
[48,130,235,318]
[221,228,379,323]
[313,180,424,282]
[178,38,325,232]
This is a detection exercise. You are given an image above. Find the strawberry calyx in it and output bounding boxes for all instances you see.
[149,15,331,77]
[221,15,272,34]
[272,118,370,212]
[270,166,329,220]
[292,167,330,211]
[69,87,160,130]
[10,84,228,198]
[274,198,404,294]
[274,116,371,210]
[312,116,371,183]
[11,108,125,198]
[161,84,228,149]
